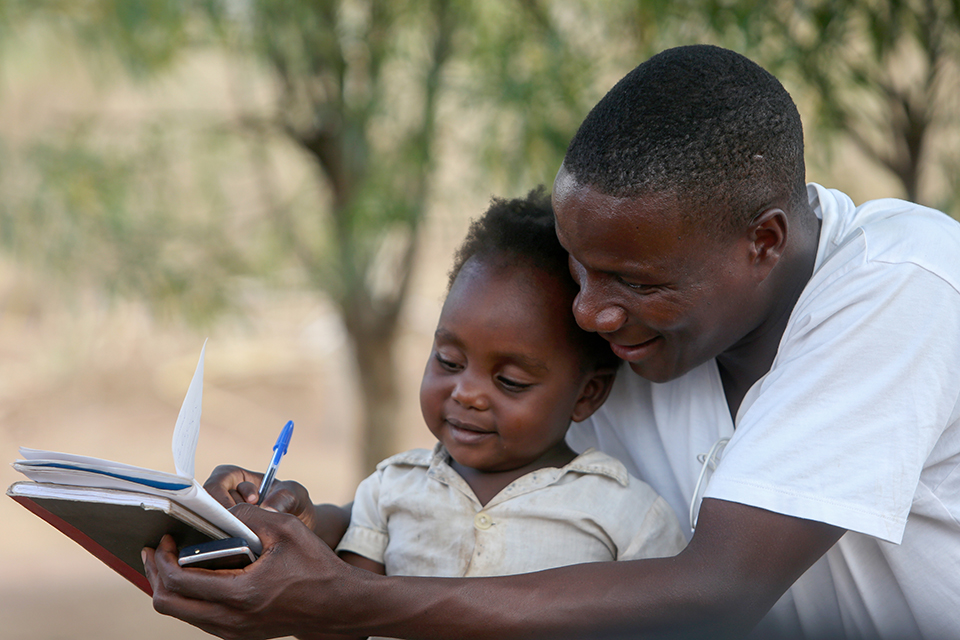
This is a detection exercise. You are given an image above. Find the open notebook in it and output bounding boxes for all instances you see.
[7,342,262,595]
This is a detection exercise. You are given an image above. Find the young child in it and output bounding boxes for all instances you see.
[333,187,686,580]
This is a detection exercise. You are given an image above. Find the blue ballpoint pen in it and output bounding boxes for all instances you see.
[257,420,294,505]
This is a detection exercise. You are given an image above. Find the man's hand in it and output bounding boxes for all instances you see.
[143,504,368,640]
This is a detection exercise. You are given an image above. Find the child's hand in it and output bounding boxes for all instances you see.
[204,464,262,507]
[203,465,318,527]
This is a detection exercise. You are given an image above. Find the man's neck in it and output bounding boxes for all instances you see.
[718,214,821,420]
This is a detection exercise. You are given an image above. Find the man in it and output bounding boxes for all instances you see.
[143,44,960,639]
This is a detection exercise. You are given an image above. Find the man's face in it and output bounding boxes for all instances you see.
[552,167,767,383]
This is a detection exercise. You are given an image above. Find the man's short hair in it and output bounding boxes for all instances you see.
[563,44,807,236]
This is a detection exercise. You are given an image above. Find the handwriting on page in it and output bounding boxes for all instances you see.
[172,340,206,479]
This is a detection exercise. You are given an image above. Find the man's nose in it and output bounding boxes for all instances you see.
[573,285,628,334]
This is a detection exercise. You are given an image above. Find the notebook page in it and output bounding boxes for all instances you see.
[172,340,206,479]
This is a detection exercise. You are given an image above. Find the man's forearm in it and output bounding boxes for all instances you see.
[345,555,726,639]
[334,500,843,640]
[144,500,841,639]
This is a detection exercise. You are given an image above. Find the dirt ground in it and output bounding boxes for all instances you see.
[0,254,450,639]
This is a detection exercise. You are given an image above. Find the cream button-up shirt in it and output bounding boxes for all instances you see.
[336,444,686,578]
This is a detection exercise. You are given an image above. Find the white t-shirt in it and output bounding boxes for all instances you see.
[336,444,686,577]
[567,184,960,640]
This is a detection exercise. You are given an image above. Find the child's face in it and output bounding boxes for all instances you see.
[420,258,593,473]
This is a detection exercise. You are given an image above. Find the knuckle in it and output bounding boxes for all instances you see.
[223,577,260,612]
[161,571,188,596]
[151,590,176,616]
[271,486,297,508]
[209,464,240,480]
[276,510,305,534]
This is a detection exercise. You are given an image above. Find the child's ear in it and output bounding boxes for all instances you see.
[570,367,618,423]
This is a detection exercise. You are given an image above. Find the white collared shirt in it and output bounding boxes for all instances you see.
[569,184,960,639]
[336,443,686,577]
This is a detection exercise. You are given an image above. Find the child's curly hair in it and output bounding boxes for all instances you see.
[448,186,620,372]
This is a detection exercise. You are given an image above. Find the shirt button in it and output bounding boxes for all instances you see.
[474,512,493,530]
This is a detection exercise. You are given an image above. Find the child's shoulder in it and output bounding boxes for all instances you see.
[562,450,666,504]
[563,448,632,487]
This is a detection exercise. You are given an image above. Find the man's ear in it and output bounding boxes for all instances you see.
[748,208,788,280]
[570,367,618,423]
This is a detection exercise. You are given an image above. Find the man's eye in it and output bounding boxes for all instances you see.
[618,276,656,291]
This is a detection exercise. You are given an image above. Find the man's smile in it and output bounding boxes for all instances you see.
[606,335,663,361]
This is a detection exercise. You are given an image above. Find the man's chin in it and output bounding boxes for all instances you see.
[626,358,682,384]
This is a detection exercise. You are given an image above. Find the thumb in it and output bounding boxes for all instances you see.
[229,502,306,547]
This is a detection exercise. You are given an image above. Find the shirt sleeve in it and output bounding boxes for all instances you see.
[706,256,960,543]
[617,493,688,561]
[335,469,389,563]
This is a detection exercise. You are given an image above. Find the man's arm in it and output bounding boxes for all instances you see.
[143,498,843,639]
[295,553,385,640]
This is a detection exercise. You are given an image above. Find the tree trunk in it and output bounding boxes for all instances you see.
[349,322,402,475]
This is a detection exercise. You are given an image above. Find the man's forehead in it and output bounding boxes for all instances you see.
[554,184,683,242]
[551,175,708,277]
[553,172,626,240]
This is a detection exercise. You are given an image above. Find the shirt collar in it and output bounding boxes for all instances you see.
[424,442,630,490]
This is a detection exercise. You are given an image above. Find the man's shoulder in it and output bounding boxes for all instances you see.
[816,185,960,286]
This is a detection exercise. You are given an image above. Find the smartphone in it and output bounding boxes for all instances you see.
[178,537,258,570]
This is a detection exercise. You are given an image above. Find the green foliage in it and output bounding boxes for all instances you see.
[0,0,199,77]
[461,0,671,192]
[0,121,248,323]
[686,0,960,213]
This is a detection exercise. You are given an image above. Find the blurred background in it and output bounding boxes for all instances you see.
[0,1,957,638]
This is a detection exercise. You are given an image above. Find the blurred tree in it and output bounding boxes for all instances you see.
[0,0,665,473]
[0,0,460,472]
[205,0,460,472]
[462,0,671,191]
[687,0,960,214]
[0,1,246,322]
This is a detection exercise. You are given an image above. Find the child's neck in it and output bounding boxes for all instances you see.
[449,442,578,507]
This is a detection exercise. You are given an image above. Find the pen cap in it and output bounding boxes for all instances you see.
[274,420,294,455]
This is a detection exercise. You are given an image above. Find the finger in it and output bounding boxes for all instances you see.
[204,465,262,508]
[237,480,260,504]
[231,501,282,530]
[259,483,299,514]
[228,488,244,505]
[147,547,246,637]
[142,542,161,593]
[230,502,316,551]
[151,534,253,603]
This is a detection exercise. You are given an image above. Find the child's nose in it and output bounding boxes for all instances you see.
[451,376,490,410]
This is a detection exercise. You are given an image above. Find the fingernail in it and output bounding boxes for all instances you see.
[262,506,278,513]
[141,549,147,567]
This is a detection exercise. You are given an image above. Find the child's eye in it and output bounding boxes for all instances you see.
[498,376,532,392]
[435,352,462,371]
